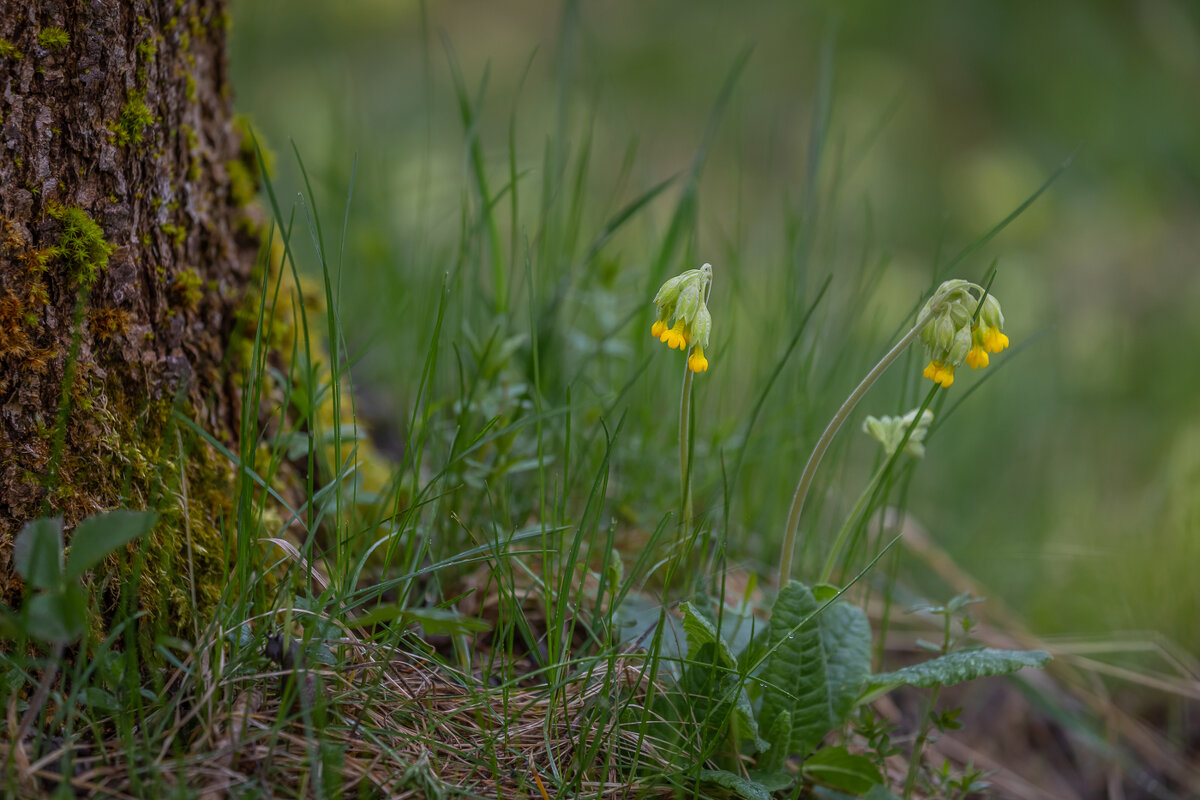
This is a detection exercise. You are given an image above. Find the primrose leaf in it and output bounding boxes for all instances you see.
[802,745,883,794]
[698,769,771,800]
[864,648,1051,701]
[65,510,158,580]
[27,583,87,643]
[757,581,872,769]
[351,603,491,636]
[681,601,738,668]
[14,517,64,590]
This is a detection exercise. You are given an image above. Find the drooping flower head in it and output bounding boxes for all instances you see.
[652,263,713,373]
[918,279,1010,388]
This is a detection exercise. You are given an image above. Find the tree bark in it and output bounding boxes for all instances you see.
[0,0,256,634]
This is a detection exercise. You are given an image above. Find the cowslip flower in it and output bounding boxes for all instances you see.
[863,408,934,458]
[651,263,712,373]
[918,280,1010,388]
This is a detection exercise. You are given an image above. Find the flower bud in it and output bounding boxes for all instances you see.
[863,408,934,458]
[650,263,715,373]
[918,279,1011,387]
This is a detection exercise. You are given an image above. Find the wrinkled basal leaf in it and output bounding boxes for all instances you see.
[681,602,765,749]
[802,745,883,794]
[699,769,771,800]
[863,648,1051,703]
[681,601,738,668]
[758,581,872,769]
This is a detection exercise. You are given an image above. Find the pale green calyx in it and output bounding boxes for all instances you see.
[863,408,934,458]
[917,279,1011,389]
[651,263,714,372]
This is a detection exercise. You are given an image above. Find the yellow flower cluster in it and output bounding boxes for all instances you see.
[651,263,713,374]
[918,280,1010,388]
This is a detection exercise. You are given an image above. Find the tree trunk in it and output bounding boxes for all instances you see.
[0,0,256,635]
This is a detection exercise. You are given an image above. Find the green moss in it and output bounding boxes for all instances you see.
[47,203,114,289]
[22,246,52,308]
[70,384,236,656]
[228,114,274,210]
[113,91,155,147]
[184,73,197,102]
[159,222,185,248]
[233,114,275,174]
[0,38,23,60]
[181,124,201,181]
[171,268,203,310]
[37,27,70,50]
[135,37,155,84]
[226,159,257,209]
[136,37,157,61]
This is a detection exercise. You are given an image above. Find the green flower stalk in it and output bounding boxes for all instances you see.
[778,279,1011,587]
[818,405,935,583]
[651,263,713,524]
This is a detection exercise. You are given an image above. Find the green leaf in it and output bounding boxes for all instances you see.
[865,648,1051,699]
[680,602,766,751]
[407,606,492,636]
[14,517,64,590]
[758,581,872,769]
[816,602,872,733]
[614,594,685,673]
[27,584,87,643]
[745,770,794,792]
[698,769,771,800]
[351,603,491,636]
[78,687,119,714]
[681,601,738,668]
[762,708,792,769]
[65,510,158,580]
[802,746,883,794]
[864,785,904,800]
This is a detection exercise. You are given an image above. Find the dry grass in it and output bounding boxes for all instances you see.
[6,511,1198,799]
[4,631,684,799]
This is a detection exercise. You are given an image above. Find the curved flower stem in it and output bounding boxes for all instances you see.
[777,309,936,587]
[818,462,887,585]
[817,384,938,583]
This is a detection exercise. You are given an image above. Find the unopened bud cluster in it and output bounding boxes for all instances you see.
[918,279,1010,388]
[863,408,934,458]
[651,263,713,373]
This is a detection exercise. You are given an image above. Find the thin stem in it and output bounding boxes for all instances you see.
[678,362,694,528]
[7,643,63,773]
[904,607,955,798]
[818,384,938,583]
[677,273,711,534]
[777,309,935,587]
[818,462,887,584]
[904,685,942,798]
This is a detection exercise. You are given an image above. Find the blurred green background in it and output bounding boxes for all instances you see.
[228,1,1200,655]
